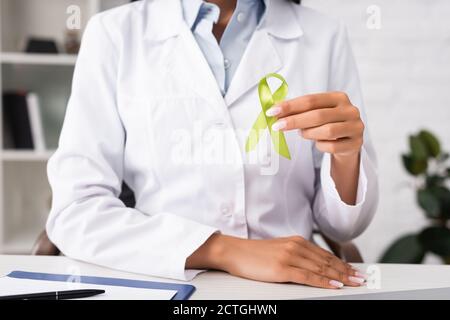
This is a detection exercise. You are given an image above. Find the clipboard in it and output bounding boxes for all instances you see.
[6,270,195,300]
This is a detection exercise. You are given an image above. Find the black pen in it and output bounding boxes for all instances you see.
[0,289,105,300]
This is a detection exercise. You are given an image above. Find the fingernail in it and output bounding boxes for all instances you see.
[266,106,281,117]
[351,266,362,273]
[354,271,368,279]
[272,120,287,131]
[349,276,365,285]
[329,280,344,289]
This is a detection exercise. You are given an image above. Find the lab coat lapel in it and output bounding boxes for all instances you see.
[224,0,304,107]
[224,30,282,108]
[143,0,225,111]
[165,26,226,110]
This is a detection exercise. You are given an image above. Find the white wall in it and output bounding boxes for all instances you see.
[303,0,450,263]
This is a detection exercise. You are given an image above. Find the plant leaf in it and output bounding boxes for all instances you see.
[409,135,429,160]
[417,188,441,218]
[419,130,441,158]
[419,227,450,257]
[379,234,426,263]
[425,175,445,188]
[402,154,427,176]
[433,186,450,219]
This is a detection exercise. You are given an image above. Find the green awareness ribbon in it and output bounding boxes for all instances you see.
[245,73,291,160]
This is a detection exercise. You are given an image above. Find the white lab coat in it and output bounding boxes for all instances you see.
[46,0,378,281]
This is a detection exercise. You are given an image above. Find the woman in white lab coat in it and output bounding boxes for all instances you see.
[47,0,378,289]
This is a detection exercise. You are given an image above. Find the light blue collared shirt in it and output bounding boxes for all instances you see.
[182,0,266,95]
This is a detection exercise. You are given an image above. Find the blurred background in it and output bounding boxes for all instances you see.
[0,0,449,265]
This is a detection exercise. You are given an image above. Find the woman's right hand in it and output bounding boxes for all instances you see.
[187,234,365,289]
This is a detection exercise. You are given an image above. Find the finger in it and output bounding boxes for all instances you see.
[288,268,343,289]
[298,244,355,277]
[288,256,363,287]
[301,121,364,141]
[296,237,356,275]
[289,237,355,276]
[274,107,353,132]
[267,92,349,118]
[316,137,363,155]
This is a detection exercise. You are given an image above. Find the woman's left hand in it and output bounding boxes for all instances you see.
[267,92,364,158]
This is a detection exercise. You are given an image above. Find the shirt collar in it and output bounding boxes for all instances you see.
[142,0,303,42]
[183,0,203,29]
[182,0,267,30]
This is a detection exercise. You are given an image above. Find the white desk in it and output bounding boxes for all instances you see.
[1,255,450,299]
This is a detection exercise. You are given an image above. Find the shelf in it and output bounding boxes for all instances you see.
[1,150,55,161]
[0,0,128,256]
[0,52,77,66]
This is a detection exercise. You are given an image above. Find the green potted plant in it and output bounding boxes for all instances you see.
[380,130,450,264]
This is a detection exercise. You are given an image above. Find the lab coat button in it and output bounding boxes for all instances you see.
[224,58,231,70]
[220,203,232,215]
[237,12,246,23]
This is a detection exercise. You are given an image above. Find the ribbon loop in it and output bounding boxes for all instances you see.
[245,73,292,160]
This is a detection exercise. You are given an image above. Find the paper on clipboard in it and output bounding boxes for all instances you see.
[0,275,177,300]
